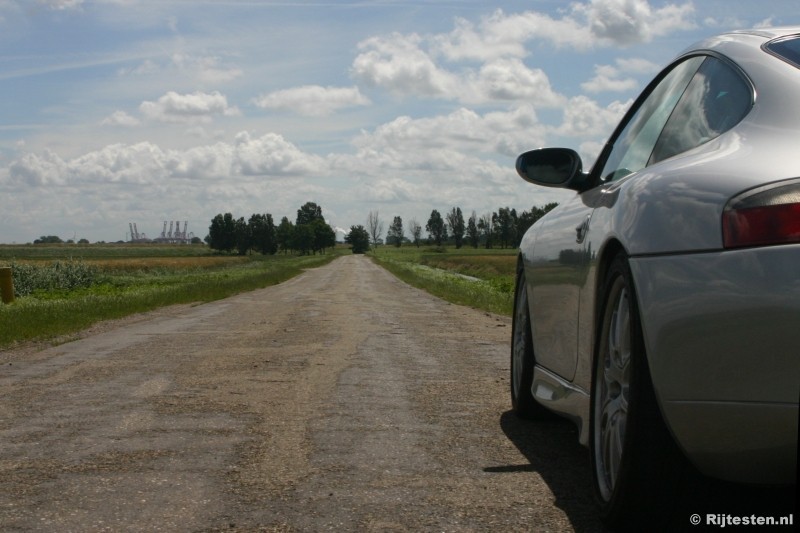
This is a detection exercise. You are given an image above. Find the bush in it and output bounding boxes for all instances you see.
[10,260,99,297]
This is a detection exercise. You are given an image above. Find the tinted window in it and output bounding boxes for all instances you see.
[765,35,800,69]
[599,57,703,182]
[651,57,752,164]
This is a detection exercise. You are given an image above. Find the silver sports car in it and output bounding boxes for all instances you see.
[512,27,799,529]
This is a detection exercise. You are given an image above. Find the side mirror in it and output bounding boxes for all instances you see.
[516,148,587,190]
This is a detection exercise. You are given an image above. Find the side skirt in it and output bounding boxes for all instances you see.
[532,365,591,446]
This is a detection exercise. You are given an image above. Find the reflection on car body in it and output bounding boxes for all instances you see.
[511,27,799,531]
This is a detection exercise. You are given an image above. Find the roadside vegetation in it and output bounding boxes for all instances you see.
[2,201,557,348]
[355,202,559,317]
[0,244,344,349]
[370,246,517,316]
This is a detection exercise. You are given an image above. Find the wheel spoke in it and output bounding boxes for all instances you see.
[595,280,633,497]
[601,394,622,487]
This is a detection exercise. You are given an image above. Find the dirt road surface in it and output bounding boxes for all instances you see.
[2,255,793,532]
[1,255,601,531]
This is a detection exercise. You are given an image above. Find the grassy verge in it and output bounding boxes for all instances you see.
[0,247,345,349]
[369,246,517,316]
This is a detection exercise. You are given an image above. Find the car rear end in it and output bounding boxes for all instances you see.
[630,29,800,484]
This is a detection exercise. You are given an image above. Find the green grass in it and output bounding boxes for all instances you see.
[369,245,517,315]
[0,245,345,348]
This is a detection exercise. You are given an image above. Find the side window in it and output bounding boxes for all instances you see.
[650,57,752,164]
[599,57,704,182]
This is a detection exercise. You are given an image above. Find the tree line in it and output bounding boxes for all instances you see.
[206,202,336,255]
[360,203,559,250]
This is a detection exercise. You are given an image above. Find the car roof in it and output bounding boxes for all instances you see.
[679,26,800,56]
[728,26,800,40]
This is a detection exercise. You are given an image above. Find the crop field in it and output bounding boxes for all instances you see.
[370,246,518,316]
[0,243,214,260]
[0,244,344,349]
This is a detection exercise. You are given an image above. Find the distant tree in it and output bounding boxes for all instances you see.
[288,203,335,254]
[34,235,64,244]
[249,213,278,255]
[366,210,384,248]
[467,211,480,248]
[234,217,250,255]
[408,218,422,248]
[191,236,203,245]
[296,201,324,226]
[493,207,518,248]
[78,238,90,244]
[208,213,237,253]
[345,225,371,254]
[426,209,447,246]
[387,216,404,247]
[446,207,465,249]
[293,223,314,255]
[478,213,494,249]
[276,216,295,254]
[311,218,337,254]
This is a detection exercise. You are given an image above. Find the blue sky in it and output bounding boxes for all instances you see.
[0,0,797,243]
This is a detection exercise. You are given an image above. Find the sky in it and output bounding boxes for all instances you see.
[0,0,797,244]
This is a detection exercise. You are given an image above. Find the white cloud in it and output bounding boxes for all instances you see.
[575,0,696,46]
[8,150,68,186]
[466,58,565,106]
[581,57,658,93]
[556,95,632,138]
[430,2,695,62]
[101,110,140,127]
[351,32,460,97]
[360,177,421,203]
[353,34,564,106]
[434,12,535,61]
[338,105,545,183]
[232,132,324,176]
[434,9,589,60]
[139,91,240,123]
[70,142,169,184]
[253,85,371,116]
[350,2,692,105]
[582,64,638,93]
[7,131,324,188]
[165,142,233,180]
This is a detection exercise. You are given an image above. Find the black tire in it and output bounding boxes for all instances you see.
[510,266,550,419]
[590,253,686,531]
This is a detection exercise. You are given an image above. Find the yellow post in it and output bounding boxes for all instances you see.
[0,266,14,304]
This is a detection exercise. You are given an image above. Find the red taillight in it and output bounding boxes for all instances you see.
[722,179,800,249]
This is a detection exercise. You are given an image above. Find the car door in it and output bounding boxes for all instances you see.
[526,194,593,381]
[527,55,709,383]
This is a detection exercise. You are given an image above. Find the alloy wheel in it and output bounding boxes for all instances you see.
[594,278,632,501]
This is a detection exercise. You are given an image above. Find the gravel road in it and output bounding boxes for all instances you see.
[2,255,792,532]
[1,255,600,531]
